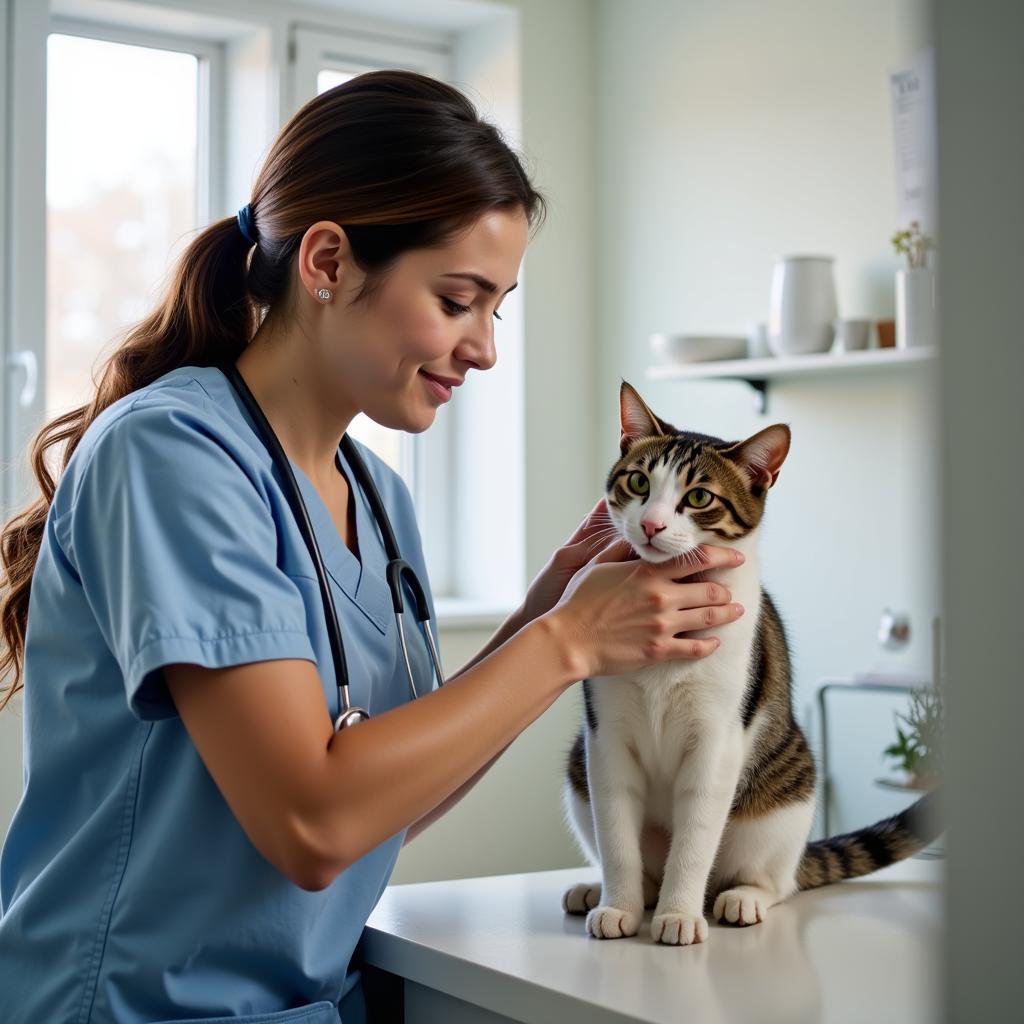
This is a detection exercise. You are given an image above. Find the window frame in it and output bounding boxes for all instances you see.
[289,22,452,106]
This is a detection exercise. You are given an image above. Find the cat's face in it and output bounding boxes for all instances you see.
[606,381,791,564]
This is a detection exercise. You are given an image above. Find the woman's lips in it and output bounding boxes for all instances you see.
[420,370,452,402]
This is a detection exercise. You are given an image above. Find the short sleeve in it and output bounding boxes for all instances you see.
[54,402,317,720]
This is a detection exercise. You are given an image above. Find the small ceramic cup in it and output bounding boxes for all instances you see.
[746,321,770,358]
[832,318,872,352]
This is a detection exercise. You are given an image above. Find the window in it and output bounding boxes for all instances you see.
[45,23,219,425]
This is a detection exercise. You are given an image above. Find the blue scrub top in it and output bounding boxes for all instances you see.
[0,364,441,1023]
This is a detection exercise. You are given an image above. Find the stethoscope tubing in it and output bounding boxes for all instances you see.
[220,362,443,731]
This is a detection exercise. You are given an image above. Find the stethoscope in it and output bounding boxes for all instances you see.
[221,362,445,732]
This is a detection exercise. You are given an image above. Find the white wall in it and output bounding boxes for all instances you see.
[592,0,937,838]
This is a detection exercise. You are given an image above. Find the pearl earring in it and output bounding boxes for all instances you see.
[317,288,332,301]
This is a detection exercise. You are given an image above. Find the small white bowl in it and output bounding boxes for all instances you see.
[649,333,749,364]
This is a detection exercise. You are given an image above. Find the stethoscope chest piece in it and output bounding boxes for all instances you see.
[334,707,371,731]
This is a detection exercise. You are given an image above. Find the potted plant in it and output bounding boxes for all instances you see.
[891,220,936,349]
[882,685,943,790]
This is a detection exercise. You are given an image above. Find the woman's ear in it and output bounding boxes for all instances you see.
[299,220,355,299]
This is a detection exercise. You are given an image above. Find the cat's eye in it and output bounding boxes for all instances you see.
[627,471,649,495]
[685,488,713,509]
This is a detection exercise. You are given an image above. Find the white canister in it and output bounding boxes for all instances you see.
[895,267,935,349]
[767,255,838,356]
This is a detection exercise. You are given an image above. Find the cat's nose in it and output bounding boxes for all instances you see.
[640,519,666,539]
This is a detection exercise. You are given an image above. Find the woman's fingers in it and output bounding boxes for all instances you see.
[658,544,744,577]
[675,637,722,658]
[672,599,746,637]
[655,545,746,641]
[672,580,736,611]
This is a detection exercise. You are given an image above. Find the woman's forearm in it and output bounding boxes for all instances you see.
[402,605,532,845]
[305,614,581,883]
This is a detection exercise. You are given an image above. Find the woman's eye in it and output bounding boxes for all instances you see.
[441,297,503,320]
[441,297,471,315]
[628,471,649,495]
[686,488,713,508]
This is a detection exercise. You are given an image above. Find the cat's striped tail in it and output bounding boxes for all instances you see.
[795,790,942,891]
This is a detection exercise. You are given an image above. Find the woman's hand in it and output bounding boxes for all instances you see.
[520,498,630,627]
[543,541,745,680]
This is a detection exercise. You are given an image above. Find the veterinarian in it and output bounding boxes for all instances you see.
[0,70,744,1023]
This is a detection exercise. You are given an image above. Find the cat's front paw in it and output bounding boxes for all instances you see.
[651,909,709,945]
[585,904,641,939]
[562,882,601,915]
[712,886,769,926]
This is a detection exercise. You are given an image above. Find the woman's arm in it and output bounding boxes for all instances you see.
[165,611,582,890]
[402,604,529,845]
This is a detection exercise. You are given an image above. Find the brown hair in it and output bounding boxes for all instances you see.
[0,69,547,709]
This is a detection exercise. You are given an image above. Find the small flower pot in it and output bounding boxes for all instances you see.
[876,318,896,348]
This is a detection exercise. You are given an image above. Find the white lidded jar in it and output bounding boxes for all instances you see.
[767,255,839,356]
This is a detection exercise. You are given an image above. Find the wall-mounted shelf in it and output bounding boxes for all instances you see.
[645,346,937,413]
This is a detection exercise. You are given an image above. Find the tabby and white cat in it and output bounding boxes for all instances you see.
[561,381,938,945]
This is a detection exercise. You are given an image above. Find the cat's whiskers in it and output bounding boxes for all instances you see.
[586,526,625,549]
[680,547,704,571]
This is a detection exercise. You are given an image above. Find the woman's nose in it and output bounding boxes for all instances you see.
[457,323,497,372]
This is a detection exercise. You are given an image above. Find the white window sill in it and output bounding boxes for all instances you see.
[434,598,520,632]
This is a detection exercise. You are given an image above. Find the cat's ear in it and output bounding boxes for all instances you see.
[619,381,675,455]
[722,424,791,493]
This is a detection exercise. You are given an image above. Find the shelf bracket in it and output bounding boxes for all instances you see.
[748,378,768,414]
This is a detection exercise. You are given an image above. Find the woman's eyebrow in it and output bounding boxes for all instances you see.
[440,272,518,296]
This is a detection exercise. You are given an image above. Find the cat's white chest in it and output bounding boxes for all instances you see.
[594,667,730,757]
[586,615,756,828]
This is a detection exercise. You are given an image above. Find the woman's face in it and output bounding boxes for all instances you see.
[302,207,529,432]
